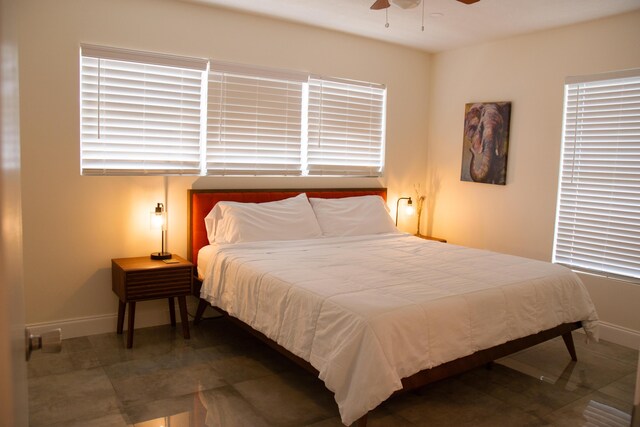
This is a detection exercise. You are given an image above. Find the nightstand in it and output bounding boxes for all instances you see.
[415,234,447,243]
[111,255,193,348]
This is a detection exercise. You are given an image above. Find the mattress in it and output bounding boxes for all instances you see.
[199,233,598,425]
[197,244,216,280]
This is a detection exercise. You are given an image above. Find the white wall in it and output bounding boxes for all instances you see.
[427,10,640,346]
[17,0,430,334]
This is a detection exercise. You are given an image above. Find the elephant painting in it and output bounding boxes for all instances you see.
[460,102,511,185]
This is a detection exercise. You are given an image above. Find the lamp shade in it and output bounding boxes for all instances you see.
[150,202,171,260]
[405,203,415,216]
[150,203,165,229]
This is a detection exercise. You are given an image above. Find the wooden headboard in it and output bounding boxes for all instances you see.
[187,188,387,266]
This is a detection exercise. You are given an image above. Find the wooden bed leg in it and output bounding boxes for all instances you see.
[193,298,208,325]
[562,331,578,361]
[352,414,368,427]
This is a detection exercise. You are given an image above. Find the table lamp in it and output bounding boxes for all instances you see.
[150,202,171,260]
[395,196,414,226]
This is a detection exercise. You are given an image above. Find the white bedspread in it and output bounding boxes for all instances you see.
[200,234,598,425]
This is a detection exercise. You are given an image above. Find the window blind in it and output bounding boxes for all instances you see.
[307,77,386,177]
[80,45,207,175]
[79,46,388,177]
[553,70,640,282]
[206,62,306,175]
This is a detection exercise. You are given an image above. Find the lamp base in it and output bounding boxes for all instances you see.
[150,252,172,260]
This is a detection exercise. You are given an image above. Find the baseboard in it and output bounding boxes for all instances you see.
[26,298,201,340]
[28,303,640,350]
[598,321,640,349]
[576,321,640,350]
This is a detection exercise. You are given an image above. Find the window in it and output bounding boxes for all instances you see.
[553,69,640,282]
[80,45,386,177]
[307,77,386,176]
[80,45,208,175]
[206,62,307,176]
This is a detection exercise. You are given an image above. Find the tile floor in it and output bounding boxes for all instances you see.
[28,315,638,427]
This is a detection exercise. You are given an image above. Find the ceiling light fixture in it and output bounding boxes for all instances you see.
[372,0,427,31]
[371,0,479,31]
[392,0,421,9]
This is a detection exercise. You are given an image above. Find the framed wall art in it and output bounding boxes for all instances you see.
[460,102,511,185]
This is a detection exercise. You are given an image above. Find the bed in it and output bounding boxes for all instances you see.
[187,188,598,426]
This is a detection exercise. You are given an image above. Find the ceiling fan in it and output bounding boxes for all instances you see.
[371,0,480,10]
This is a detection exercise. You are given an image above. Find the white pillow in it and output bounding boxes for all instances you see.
[204,204,223,243]
[205,194,323,244]
[309,195,398,237]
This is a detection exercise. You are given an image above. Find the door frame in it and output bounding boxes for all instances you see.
[0,0,28,425]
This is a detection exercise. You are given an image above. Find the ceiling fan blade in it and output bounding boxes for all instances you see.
[456,0,480,4]
[370,0,391,10]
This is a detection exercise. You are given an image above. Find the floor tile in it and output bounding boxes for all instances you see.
[48,413,129,427]
[121,386,270,426]
[207,354,278,384]
[508,336,636,394]
[62,336,94,352]
[305,413,415,427]
[28,367,120,427]
[193,386,272,427]
[122,393,197,424]
[385,377,547,427]
[27,321,638,427]
[457,360,591,418]
[27,333,101,379]
[233,371,338,426]
[543,390,632,427]
[597,372,638,404]
[104,345,205,379]
[108,358,226,406]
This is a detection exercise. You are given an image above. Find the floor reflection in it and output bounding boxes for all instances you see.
[497,357,633,427]
[583,400,631,426]
[132,385,271,427]
[134,411,192,427]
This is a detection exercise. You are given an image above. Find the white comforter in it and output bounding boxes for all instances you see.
[200,234,598,425]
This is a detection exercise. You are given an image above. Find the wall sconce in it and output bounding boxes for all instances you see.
[150,202,171,260]
[395,196,414,226]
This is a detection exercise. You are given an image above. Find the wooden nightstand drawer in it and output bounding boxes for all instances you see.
[125,268,191,300]
[111,256,193,300]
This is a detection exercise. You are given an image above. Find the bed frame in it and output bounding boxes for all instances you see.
[187,188,581,427]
